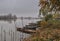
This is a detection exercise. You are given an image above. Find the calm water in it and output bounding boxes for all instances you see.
[0,19,40,41]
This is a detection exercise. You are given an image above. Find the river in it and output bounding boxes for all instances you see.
[0,18,40,41]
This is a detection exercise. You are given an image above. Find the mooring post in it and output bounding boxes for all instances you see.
[14,20,17,41]
[21,17,24,41]
[1,26,3,41]
[4,30,6,41]
[13,32,14,41]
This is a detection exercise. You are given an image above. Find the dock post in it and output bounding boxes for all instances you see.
[11,30,13,41]
[1,26,3,41]
[13,32,14,41]
[4,30,6,41]
[21,17,24,41]
[14,20,17,41]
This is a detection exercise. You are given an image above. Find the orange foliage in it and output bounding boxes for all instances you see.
[40,21,48,27]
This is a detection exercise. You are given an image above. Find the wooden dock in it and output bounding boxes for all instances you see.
[17,27,36,34]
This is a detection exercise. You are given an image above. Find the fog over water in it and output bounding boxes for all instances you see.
[0,0,39,41]
[0,18,40,41]
[0,20,33,41]
[0,0,39,17]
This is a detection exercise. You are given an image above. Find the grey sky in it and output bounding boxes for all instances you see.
[0,0,39,17]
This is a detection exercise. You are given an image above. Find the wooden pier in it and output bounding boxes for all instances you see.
[17,27,36,34]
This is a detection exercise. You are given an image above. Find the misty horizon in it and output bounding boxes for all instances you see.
[0,0,39,17]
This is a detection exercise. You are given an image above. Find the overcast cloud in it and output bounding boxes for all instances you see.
[0,0,39,17]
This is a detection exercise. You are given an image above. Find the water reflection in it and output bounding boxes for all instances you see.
[0,19,32,41]
[0,16,40,41]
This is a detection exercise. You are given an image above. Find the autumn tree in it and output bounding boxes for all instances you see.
[39,0,60,17]
[24,0,60,41]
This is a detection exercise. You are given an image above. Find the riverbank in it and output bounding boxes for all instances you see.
[24,28,60,41]
[23,20,60,41]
